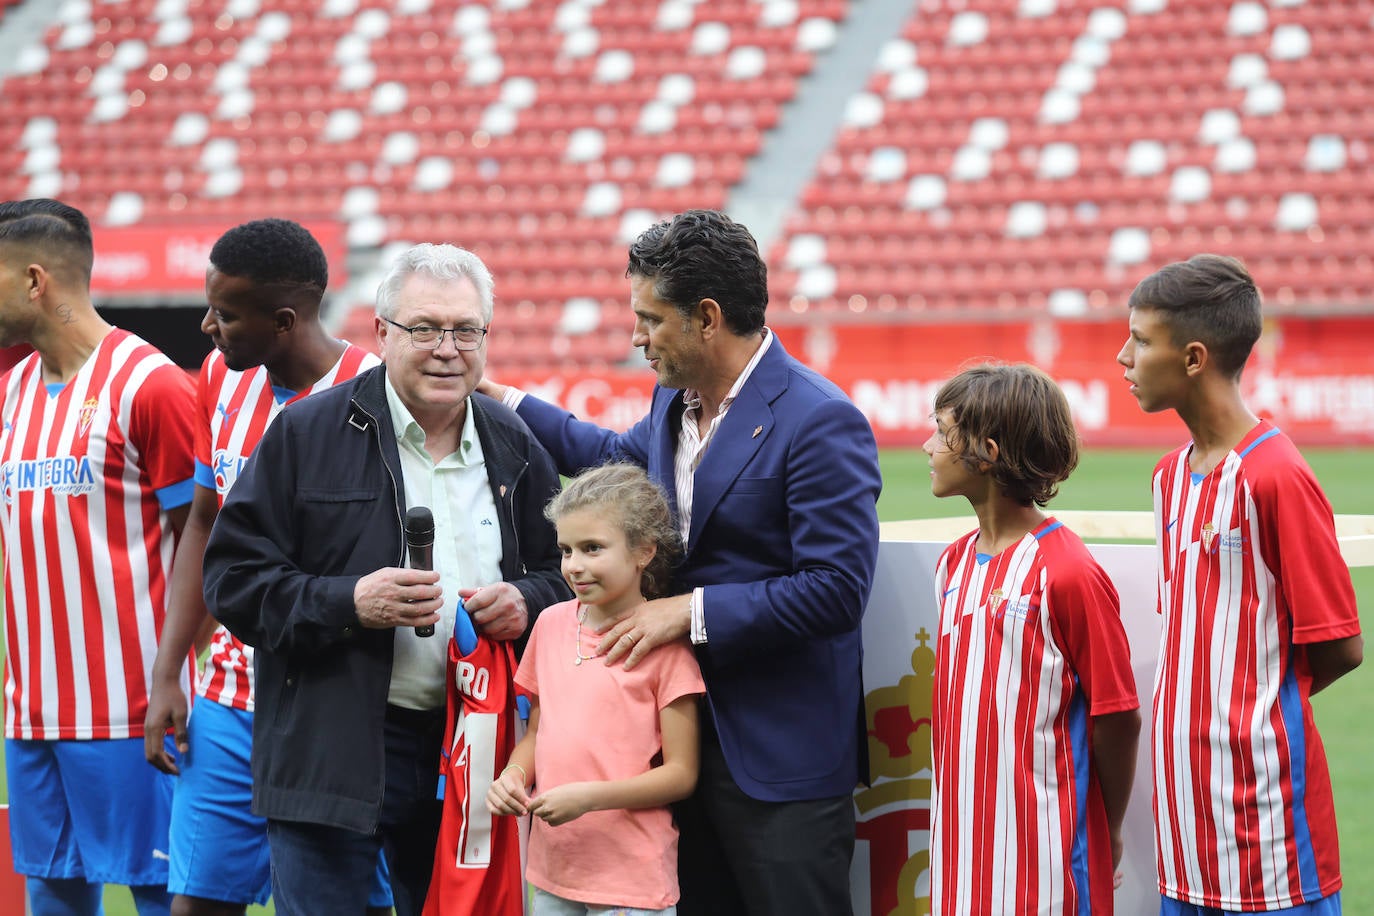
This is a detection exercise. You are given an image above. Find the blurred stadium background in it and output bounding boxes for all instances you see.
[1,0,1371,451]
[0,0,1371,911]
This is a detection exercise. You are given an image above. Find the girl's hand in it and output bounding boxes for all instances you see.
[528,782,597,826]
[486,766,531,816]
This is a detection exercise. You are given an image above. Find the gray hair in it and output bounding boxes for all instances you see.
[375,243,495,323]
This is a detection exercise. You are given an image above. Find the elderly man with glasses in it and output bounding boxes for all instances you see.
[203,243,569,916]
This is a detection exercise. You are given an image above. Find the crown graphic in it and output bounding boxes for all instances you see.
[857,628,936,916]
[1201,522,1216,553]
[862,627,935,794]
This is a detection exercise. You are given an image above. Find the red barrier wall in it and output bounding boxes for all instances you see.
[496,315,1374,447]
[89,222,346,298]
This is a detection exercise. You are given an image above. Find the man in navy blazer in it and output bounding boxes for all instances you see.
[480,210,881,916]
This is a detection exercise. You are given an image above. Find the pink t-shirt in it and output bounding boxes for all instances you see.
[516,599,705,909]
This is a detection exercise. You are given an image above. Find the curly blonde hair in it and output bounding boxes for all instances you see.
[544,463,682,599]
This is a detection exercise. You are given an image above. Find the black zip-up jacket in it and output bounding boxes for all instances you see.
[203,365,568,833]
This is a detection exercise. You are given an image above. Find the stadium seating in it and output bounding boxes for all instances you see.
[1,0,1369,365]
[769,0,1374,317]
[0,0,849,369]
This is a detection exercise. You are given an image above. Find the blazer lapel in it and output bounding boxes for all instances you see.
[652,389,684,520]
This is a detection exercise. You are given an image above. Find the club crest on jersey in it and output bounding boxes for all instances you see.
[1200,522,1217,553]
[1,456,97,505]
[984,588,1006,618]
[212,450,248,494]
[77,397,100,438]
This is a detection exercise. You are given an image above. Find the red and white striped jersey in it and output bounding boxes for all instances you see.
[194,345,378,711]
[0,330,195,740]
[423,629,523,916]
[1151,421,1359,910]
[930,518,1138,916]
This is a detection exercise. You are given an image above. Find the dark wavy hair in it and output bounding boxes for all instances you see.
[545,463,682,599]
[626,209,767,335]
[1127,253,1261,378]
[0,198,94,282]
[934,363,1079,507]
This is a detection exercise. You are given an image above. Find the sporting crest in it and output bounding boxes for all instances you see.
[1200,522,1217,553]
[77,397,99,438]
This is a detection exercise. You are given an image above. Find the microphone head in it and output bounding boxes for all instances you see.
[404,506,435,545]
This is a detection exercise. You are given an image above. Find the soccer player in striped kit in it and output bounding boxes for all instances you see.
[924,363,1141,915]
[1118,255,1363,916]
[141,218,392,916]
[0,198,196,915]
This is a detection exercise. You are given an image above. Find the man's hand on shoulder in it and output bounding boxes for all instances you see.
[461,582,528,641]
[598,594,692,671]
[353,567,443,630]
[475,378,509,402]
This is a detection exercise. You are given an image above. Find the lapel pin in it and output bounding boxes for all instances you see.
[752,425,763,438]
[499,484,507,497]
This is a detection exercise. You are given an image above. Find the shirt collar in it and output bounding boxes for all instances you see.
[384,373,481,465]
[682,327,773,412]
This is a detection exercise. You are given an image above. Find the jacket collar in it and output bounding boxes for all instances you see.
[349,366,529,493]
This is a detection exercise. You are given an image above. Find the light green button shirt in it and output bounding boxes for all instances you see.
[384,376,502,710]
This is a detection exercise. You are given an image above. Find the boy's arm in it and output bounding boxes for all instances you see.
[144,482,220,773]
[1091,708,1142,869]
[526,694,701,826]
[1306,634,1364,695]
[487,702,539,816]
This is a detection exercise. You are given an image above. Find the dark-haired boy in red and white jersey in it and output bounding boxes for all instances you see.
[0,198,196,915]
[1119,254,1362,916]
[924,362,1141,916]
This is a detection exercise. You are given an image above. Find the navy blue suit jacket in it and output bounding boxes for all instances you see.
[517,338,881,801]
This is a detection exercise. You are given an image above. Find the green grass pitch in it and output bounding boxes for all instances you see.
[1,446,1367,915]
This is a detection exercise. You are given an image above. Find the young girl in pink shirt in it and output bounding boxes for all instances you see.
[487,463,704,915]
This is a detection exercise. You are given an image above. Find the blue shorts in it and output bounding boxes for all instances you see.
[170,699,392,908]
[1162,891,1342,915]
[5,736,173,885]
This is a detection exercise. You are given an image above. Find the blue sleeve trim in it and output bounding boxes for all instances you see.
[1238,426,1281,459]
[193,460,216,489]
[452,598,478,656]
[156,478,196,510]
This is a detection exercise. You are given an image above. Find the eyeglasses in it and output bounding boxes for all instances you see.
[382,317,489,351]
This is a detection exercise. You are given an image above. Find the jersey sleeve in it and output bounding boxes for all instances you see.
[129,363,197,509]
[650,639,706,709]
[193,356,217,489]
[1048,554,1140,716]
[1252,460,1361,644]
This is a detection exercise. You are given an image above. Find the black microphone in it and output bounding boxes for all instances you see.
[404,506,436,638]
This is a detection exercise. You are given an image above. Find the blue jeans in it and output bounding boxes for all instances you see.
[268,705,445,916]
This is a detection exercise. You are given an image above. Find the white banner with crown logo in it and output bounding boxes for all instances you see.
[852,537,1162,916]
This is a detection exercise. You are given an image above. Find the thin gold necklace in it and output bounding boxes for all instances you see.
[573,604,603,666]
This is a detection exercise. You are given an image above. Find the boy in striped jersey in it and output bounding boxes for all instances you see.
[141,219,391,916]
[924,363,1141,915]
[1119,255,1363,915]
[0,198,196,915]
